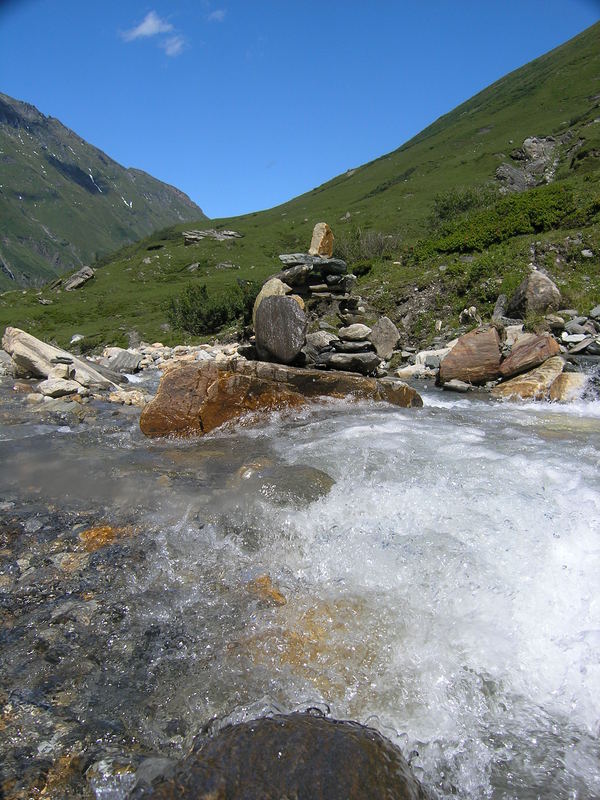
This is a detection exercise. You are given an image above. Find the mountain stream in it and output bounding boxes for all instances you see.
[0,373,599,798]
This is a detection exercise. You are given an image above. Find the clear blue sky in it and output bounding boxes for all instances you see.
[1,0,599,218]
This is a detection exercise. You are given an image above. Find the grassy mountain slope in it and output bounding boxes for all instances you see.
[0,92,205,289]
[1,22,599,349]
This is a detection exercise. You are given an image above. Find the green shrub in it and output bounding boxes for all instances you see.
[167,281,259,335]
[428,185,496,230]
[434,184,576,253]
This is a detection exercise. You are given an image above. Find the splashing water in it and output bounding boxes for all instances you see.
[0,377,599,798]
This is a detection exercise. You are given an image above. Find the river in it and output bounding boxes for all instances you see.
[0,372,599,798]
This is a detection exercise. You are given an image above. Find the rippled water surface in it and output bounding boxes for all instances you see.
[1,374,599,798]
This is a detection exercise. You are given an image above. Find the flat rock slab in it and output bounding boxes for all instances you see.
[327,352,381,375]
[491,356,565,401]
[64,265,94,291]
[140,359,422,437]
[254,294,308,364]
[2,326,114,388]
[146,713,430,799]
[439,327,501,385]
[500,333,560,378]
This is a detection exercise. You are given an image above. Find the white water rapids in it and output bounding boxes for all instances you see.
[1,379,599,798]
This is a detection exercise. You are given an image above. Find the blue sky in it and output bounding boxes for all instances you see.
[1,1,599,218]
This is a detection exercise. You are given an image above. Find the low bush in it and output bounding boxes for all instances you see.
[167,280,260,335]
[334,226,401,263]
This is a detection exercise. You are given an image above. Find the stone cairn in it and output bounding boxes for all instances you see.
[250,223,399,376]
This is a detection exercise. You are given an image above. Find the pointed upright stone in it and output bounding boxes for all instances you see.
[308,222,334,257]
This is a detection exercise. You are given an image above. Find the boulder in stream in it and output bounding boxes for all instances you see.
[146,712,431,800]
[438,327,501,385]
[491,356,565,401]
[2,327,115,388]
[140,359,422,437]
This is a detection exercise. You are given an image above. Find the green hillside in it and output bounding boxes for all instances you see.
[1,22,599,349]
[0,92,205,289]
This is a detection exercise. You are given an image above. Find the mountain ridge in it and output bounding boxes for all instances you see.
[0,91,206,288]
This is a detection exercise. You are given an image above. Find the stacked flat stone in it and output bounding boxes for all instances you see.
[274,254,357,303]
[301,323,381,376]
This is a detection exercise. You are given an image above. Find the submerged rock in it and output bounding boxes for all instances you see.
[139,360,422,437]
[146,713,430,799]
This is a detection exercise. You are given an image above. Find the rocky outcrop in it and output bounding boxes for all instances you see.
[499,333,561,379]
[2,327,115,388]
[64,266,94,291]
[438,327,501,385]
[140,359,422,437]
[308,222,334,257]
[147,713,430,799]
[496,136,557,192]
[491,356,565,401]
[254,295,308,364]
[183,228,242,244]
[506,271,561,318]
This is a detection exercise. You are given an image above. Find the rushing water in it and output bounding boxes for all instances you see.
[0,373,599,798]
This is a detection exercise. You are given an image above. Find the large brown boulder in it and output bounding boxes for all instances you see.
[506,271,561,318]
[140,359,422,437]
[491,356,565,401]
[147,713,430,799]
[255,295,308,364]
[499,333,561,379]
[438,327,501,385]
[139,362,305,437]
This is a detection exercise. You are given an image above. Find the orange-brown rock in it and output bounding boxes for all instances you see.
[438,327,501,385]
[248,575,287,607]
[140,360,422,438]
[140,362,306,437]
[491,356,565,401]
[499,333,560,379]
[308,222,334,257]
[79,524,135,552]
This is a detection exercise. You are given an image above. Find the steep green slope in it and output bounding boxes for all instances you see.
[0,92,205,288]
[1,22,599,349]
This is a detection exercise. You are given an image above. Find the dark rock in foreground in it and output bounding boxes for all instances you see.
[146,713,431,799]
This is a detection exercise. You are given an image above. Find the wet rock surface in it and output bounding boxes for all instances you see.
[144,713,430,799]
[140,359,423,437]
